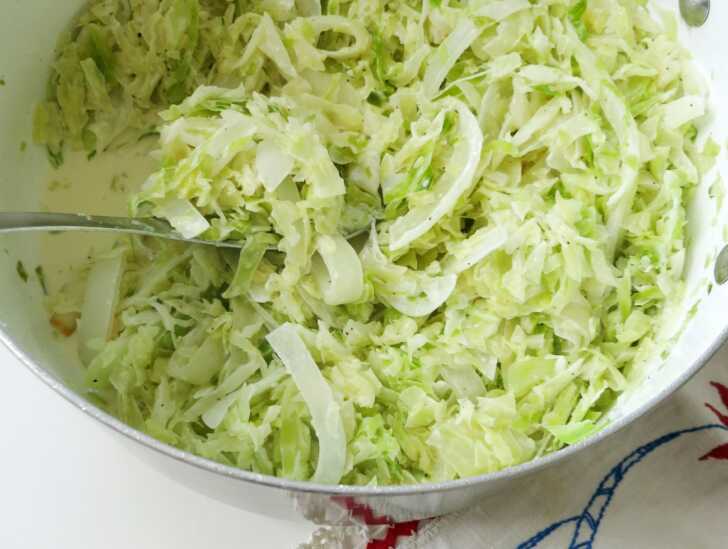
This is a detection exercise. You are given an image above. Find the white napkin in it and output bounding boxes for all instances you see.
[304,343,728,549]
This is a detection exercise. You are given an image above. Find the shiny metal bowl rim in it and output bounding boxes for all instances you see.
[3,319,727,497]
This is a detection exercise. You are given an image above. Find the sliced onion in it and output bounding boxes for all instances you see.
[266,323,346,485]
[388,99,483,251]
[78,251,126,365]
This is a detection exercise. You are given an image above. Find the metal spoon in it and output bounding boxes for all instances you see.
[680,0,710,27]
[716,245,728,285]
[0,212,368,250]
[0,212,244,249]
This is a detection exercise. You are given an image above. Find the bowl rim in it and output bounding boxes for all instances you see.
[3,314,728,496]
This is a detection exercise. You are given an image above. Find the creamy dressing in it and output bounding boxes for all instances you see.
[39,142,156,294]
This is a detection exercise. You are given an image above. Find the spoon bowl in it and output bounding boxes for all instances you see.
[680,0,710,27]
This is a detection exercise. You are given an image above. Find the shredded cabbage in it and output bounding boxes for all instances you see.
[42,0,721,486]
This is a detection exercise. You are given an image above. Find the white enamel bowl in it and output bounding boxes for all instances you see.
[1,0,727,523]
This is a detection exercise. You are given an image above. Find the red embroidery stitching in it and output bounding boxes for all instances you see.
[331,496,392,526]
[367,521,420,549]
[700,382,728,461]
[709,381,728,411]
[330,497,421,548]
[699,443,728,461]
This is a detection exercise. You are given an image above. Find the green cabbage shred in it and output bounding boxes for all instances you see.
[41,0,720,485]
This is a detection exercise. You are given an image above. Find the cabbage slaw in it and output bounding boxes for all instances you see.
[37,0,720,486]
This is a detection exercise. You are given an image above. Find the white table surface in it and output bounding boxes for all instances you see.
[0,344,316,549]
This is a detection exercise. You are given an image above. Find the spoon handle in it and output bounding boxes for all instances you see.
[0,212,242,249]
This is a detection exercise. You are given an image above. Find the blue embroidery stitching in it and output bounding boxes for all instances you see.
[518,424,728,549]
